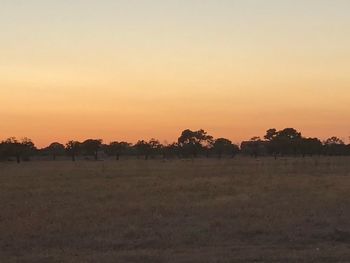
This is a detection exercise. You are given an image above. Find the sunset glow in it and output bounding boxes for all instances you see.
[1,0,350,147]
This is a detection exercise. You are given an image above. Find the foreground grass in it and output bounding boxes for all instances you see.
[0,157,350,262]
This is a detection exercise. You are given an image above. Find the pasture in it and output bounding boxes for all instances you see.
[0,157,350,262]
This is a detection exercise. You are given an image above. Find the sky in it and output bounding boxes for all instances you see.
[1,0,350,147]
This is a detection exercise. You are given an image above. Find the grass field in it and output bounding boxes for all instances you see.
[1,157,350,262]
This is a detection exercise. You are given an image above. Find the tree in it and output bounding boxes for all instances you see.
[178,129,213,158]
[0,137,36,163]
[264,128,278,141]
[45,142,65,160]
[106,141,131,160]
[276,128,302,155]
[20,137,36,161]
[162,143,179,159]
[65,141,80,161]
[324,136,347,156]
[299,138,322,157]
[213,138,238,158]
[0,142,5,161]
[278,128,302,140]
[264,128,302,157]
[133,139,163,160]
[324,137,344,145]
[148,138,162,158]
[81,139,102,160]
[134,140,152,160]
[240,137,266,158]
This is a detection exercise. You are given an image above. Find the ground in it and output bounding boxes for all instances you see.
[0,157,350,262]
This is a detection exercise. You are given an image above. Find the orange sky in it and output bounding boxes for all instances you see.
[1,1,350,147]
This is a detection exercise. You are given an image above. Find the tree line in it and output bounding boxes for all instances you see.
[0,128,349,163]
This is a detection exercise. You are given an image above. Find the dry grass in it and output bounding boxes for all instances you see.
[0,157,350,262]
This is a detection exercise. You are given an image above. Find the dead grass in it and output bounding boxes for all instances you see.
[0,157,350,262]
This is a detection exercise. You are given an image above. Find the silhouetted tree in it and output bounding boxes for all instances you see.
[264,129,278,141]
[0,137,35,163]
[277,128,302,155]
[81,139,102,160]
[162,143,180,159]
[45,142,65,160]
[20,138,36,161]
[65,141,80,161]
[106,141,131,160]
[299,138,322,157]
[264,128,302,157]
[178,129,213,158]
[325,136,344,145]
[2,126,350,163]
[241,137,266,158]
[323,136,348,156]
[148,138,162,159]
[213,138,239,158]
[264,129,279,158]
[134,140,152,160]
[0,142,5,161]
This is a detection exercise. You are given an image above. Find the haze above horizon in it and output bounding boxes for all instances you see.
[1,0,350,147]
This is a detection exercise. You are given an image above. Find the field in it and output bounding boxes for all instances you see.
[1,157,350,262]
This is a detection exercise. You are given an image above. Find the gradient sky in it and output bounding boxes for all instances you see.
[1,0,350,147]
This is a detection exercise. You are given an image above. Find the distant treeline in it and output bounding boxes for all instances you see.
[1,128,350,163]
